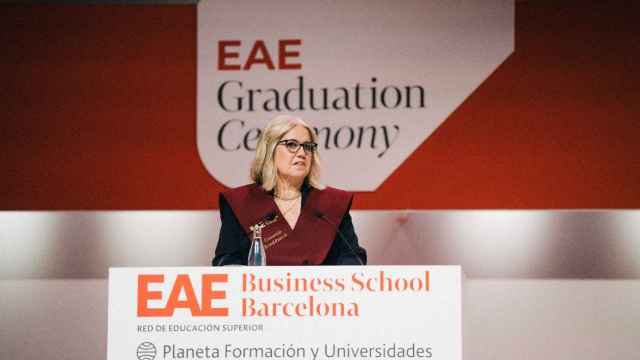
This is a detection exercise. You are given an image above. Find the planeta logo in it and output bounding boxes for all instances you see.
[136,342,157,360]
[197,0,514,191]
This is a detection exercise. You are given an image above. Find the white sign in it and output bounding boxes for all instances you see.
[108,266,463,360]
[197,0,514,191]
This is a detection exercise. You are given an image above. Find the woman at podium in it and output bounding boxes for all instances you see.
[212,114,367,266]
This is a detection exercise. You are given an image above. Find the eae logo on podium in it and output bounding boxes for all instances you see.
[134,270,432,317]
[108,266,463,360]
[197,0,514,191]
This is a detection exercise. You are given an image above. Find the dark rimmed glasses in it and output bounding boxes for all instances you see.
[277,139,318,154]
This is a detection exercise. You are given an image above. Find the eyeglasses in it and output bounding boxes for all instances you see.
[277,139,318,154]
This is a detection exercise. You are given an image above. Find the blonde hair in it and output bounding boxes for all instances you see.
[250,114,324,191]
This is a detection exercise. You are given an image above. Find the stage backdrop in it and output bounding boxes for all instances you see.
[2,0,639,209]
[197,0,513,191]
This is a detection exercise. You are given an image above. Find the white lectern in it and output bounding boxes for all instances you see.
[108,266,463,360]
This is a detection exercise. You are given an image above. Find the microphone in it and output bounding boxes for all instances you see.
[264,211,277,222]
[247,211,277,235]
[314,210,364,266]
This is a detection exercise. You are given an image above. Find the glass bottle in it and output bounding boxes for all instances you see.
[247,225,267,266]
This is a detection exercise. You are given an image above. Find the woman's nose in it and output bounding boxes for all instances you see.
[295,151,306,158]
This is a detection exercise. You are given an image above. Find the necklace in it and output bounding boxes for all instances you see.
[274,192,302,201]
[275,196,300,215]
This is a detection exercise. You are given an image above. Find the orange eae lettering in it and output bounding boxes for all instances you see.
[137,274,229,317]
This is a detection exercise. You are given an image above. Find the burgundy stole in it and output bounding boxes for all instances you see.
[221,184,352,265]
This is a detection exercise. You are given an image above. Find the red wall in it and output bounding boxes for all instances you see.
[2,1,639,210]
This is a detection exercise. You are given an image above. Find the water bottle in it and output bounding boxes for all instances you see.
[247,226,267,266]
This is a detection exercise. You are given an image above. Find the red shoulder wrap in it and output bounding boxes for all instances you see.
[221,184,276,235]
[221,184,353,265]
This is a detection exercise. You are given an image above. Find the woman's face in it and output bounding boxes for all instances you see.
[274,125,313,185]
